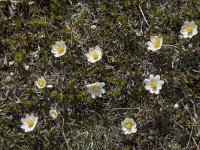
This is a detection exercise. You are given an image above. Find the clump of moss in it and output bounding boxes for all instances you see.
[4,39,17,45]
[27,18,46,28]
[14,52,25,63]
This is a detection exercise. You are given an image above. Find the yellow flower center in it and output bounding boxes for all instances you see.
[125,123,132,129]
[150,81,157,88]
[153,41,160,48]
[92,52,99,60]
[92,85,100,92]
[186,26,193,34]
[37,81,45,87]
[57,45,65,54]
[27,119,34,127]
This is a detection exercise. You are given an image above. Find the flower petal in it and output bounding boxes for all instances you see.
[147,41,153,47]
[149,75,155,81]
[149,88,155,94]
[150,36,158,42]
[154,89,160,94]
[144,79,150,84]
[131,127,137,133]
[99,82,105,87]
[145,84,151,90]
[155,75,160,81]
[160,37,163,46]
[91,93,96,98]
[158,80,164,86]
[95,45,101,51]
[60,40,65,45]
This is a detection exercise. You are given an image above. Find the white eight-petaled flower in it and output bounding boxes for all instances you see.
[147,36,163,51]
[121,118,137,135]
[86,82,105,98]
[49,109,58,119]
[86,45,102,63]
[21,113,38,132]
[144,74,164,94]
[35,76,46,89]
[51,40,67,57]
[180,21,198,39]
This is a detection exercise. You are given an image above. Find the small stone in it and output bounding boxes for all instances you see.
[10,72,14,76]
[47,84,53,88]
[23,64,30,71]
[9,61,15,66]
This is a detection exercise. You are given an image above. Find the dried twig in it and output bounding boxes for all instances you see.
[61,119,72,150]
[111,107,139,111]
[186,125,193,149]
[139,4,150,27]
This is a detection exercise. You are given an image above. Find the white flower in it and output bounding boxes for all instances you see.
[144,74,164,94]
[51,40,67,57]
[49,109,58,119]
[91,25,97,29]
[174,103,179,109]
[86,82,105,98]
[21,113,38,132]
[180,21,198,38]
[121,118,137,135]
[35,76,46,89]
[147,36,163,51]
[86,46,102,63]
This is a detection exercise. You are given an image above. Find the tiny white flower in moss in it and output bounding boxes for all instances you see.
[21,113,38,132]
[51,40,67,57]
[174,103,179,109]
[49,109,58,119]
[91,24,97,29]
[86,82,105,98]
[144,74,164,94]
[180,21,198,38]
[86,46,102,63]
[147,36,163,51]
[121,118,137,135]
[35,76,46,89]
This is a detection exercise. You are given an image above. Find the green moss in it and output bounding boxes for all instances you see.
[27,18,46,27]
[117,15,128,27]
[14,52,25,63]
[123,146,131,150]
[20,99,32,108]
[124,0,132,7]
[15,16,24,31]
[21,35,28,47]
[1,0,200,149]
[51,91,63,101]
[2,104,18,113]
[0,2,8,10]
[66,78,76,87]
[20,0,28,4]
[4,39,17,45]
[100,4,107,11]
